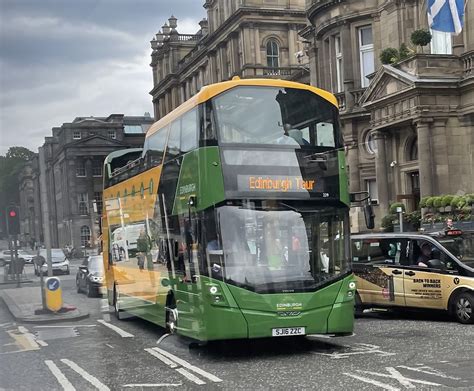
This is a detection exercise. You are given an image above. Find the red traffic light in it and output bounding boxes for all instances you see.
[9,210,17,217]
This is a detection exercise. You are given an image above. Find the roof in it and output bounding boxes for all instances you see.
[146,78,338,138]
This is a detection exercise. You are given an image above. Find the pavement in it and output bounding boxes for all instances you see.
[0,261,89,323]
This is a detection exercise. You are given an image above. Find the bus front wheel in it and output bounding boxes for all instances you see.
[166,297,178,334]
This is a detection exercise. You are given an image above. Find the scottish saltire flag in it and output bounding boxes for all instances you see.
[427,0,465,34]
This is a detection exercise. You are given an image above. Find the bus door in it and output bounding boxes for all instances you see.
[171,214,203,336]
[403,239,448,309]
[352,238,408,306]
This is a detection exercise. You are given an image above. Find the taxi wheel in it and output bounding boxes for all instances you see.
[453,292,474,324]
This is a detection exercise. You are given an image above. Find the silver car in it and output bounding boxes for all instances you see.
[34,249,70,275]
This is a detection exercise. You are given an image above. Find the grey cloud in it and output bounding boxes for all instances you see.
[0,0,205,154]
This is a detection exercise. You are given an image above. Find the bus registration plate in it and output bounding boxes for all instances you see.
[272,327,305,337]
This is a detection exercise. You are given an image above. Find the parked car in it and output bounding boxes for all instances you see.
[0,249,34,266]
[17,250,35,264]
[76,255,105,297]
[34,248,70,275]
[0,250,13,266]
[351,229,474,324]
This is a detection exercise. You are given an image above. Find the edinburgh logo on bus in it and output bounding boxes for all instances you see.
[238,175,322,193]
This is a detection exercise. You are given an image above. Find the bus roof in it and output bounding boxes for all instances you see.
[146,78,338,138]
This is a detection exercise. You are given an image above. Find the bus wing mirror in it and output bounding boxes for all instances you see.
[364,203,375,229]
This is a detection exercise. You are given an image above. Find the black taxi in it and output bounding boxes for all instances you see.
[351,230,474,323]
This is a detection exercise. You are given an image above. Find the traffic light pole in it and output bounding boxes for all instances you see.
[13,235,20,288]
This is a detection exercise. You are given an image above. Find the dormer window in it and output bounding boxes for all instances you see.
[73,131,81,140]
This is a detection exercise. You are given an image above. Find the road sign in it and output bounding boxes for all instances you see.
[44,277,63,312]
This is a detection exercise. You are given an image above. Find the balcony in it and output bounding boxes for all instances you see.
[462,50,474,78]
[242,66,302,79]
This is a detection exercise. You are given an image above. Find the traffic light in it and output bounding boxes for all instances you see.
[6,205,20,236]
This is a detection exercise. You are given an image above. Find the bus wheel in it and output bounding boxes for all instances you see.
[166,299,178,334]
[113,285,124,320]
[453,292,474,324]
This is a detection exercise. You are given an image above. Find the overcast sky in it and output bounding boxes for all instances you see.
[0,0,205,155]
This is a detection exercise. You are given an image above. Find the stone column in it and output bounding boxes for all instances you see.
[416,120,434,197]
[288,25,296,65]
[254,27,261,64]
[345,122,360,192]
[373,130,390,214]
[341,23,354,108]
[308,46,318,87]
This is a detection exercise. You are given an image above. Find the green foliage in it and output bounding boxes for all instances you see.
[425,197,435,208]
[389,202,405,214]
[381,214,396,231]
[380,48,399,65]
[398,43,411,60]
[419,196,430,208]
[411,29,432,47]
[451,196,462,208]
[441,195,454,207]
[457,196,467,209]
[0,147,36,232]
[433,196,443,208]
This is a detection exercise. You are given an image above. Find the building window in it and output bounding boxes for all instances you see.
[359,26,374,88]
[335,35,343,93]
[364,131,378,155]
[407,137,418,161]
[80,225,91,248]
[108,130,116,139]
[73,131,81,140]
[94,192,102,215]
[92,161,102,177]
[266,40,280,69]
[430,30,452,54]
[76,161,86,177]
[366,179,379,204]
[78,193,89,215]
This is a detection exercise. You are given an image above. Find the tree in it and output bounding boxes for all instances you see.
[0,147,36,235]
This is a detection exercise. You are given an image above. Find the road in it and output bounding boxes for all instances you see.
[0,260,473,390]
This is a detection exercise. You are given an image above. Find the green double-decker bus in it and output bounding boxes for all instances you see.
[102,78,357,341]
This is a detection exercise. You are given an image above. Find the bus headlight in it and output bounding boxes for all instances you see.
[209,286,218,295]
[349,281,356,290]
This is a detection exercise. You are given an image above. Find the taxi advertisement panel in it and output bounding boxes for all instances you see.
[351,231,474,324]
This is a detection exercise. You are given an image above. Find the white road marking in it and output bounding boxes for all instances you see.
[156,333,170,345]
[152,347,222,383]
[34,325,96,328]
[123,383,182,388]
[61,359,110,391]
[316,343,395,359]
[37,339,48,347]
[15,327,39,349]
[45,360,76,391]
[0,322,12,327]
[353,368,442,388]
[175,368,206,385]
[397,365,461,380]
[344,373,400,391]
[105,344,114,349]
[145,348,178,368]
[97,320,134,338]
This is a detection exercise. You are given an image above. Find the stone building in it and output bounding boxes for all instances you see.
[19,114,154,249]
[149,0,310,119]
[304,0,474,229]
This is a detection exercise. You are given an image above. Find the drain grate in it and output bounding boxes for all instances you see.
[35,327,79,340]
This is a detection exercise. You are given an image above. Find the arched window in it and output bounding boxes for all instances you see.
[266,40,279,69]
[406,137,418,161]
[80,226,91,248]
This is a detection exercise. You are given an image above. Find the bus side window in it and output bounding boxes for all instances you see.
[166,120,180,161]
[181,107,198,152]
[143,125,169,167]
